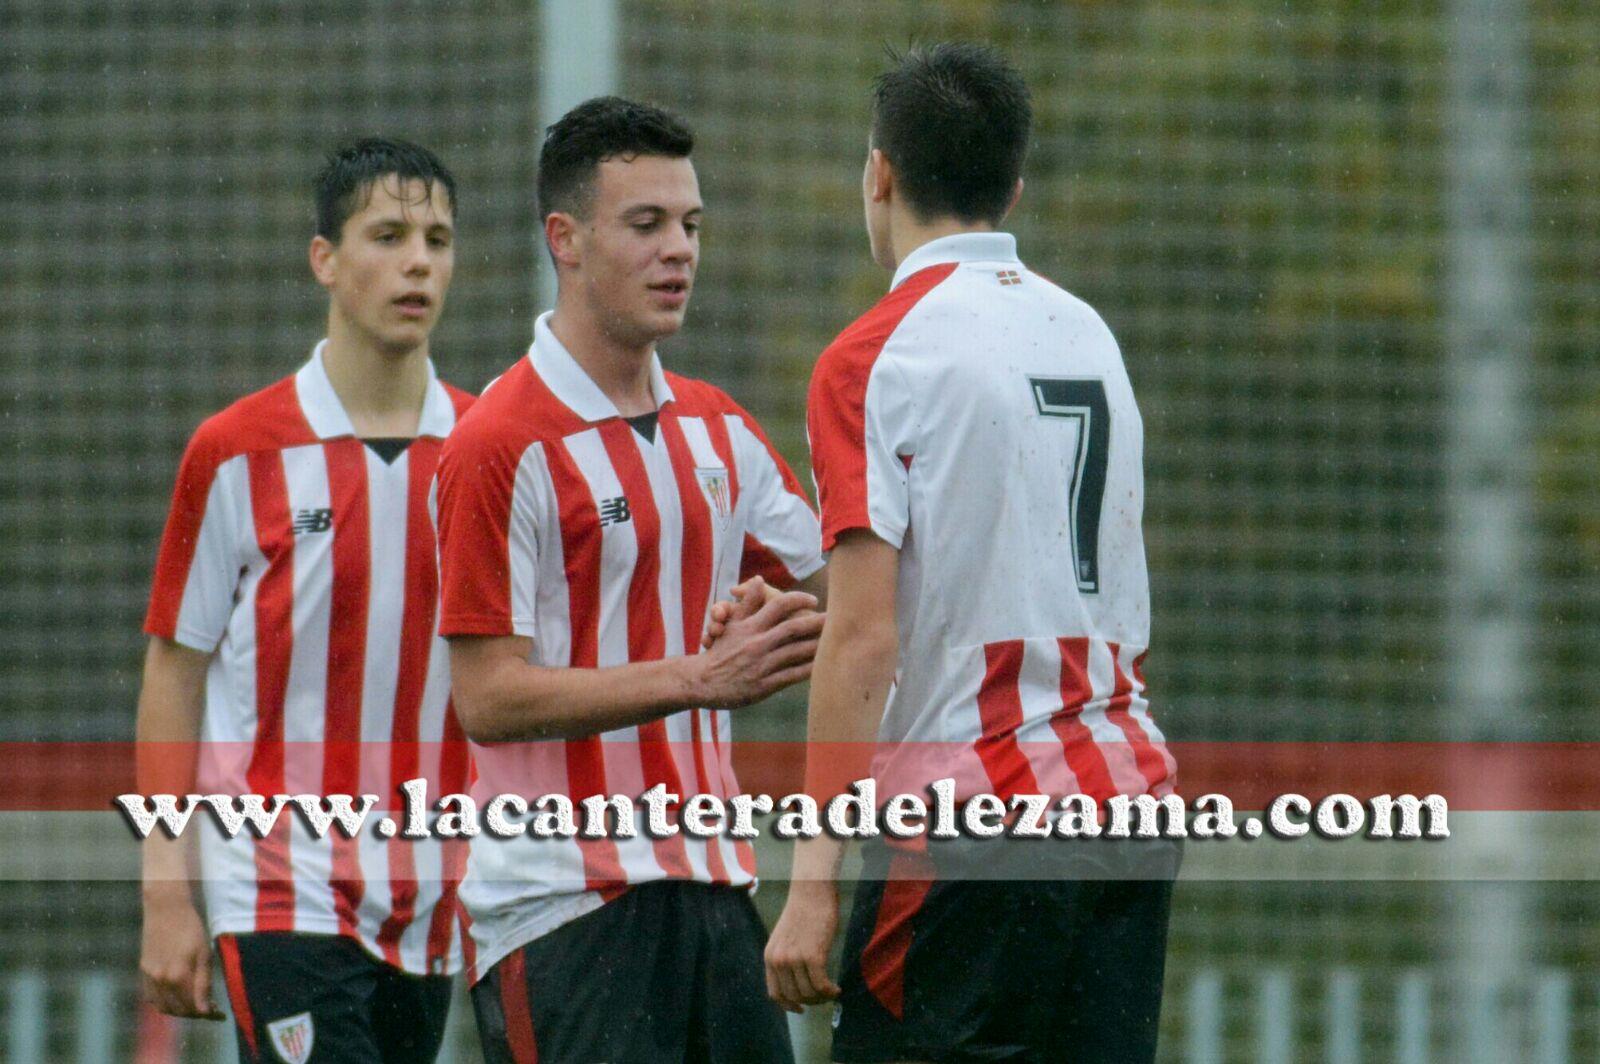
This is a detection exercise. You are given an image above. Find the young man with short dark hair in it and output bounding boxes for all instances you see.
[767,43,1180,1064]
[437,96,824,1063]
[139,138,473,1062]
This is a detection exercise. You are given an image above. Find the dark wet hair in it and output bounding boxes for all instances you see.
[871,42,1032,224]
[314,137,456,241]
[537,96,694,220]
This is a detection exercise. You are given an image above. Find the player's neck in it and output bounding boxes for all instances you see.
[321,316,431,437]
[889,212,998,271]
[547,303,658,417]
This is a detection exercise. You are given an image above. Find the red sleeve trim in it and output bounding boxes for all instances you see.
[143,429,226,639]
[436,428,520,638]
[143,378,311,640]
[807,262,956,552]
[437,361,592,639]
[739,533,798,590]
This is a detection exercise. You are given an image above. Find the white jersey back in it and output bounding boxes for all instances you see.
[807,233,1176,802]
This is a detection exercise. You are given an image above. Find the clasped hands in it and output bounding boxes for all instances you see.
[691,576,825,708]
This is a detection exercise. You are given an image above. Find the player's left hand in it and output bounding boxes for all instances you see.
[764,880,841,1012]
[702,576,778,648]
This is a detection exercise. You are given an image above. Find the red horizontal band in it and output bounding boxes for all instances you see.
[3,741,1597,812]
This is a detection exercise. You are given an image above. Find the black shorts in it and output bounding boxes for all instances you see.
[472,881,794,1064]
[832,840,1181,1064]
[216,931,453,1064]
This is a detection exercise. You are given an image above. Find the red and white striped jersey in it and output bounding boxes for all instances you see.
[436,312,823,979]
[807,233,1176,805]
[144,344,474,976]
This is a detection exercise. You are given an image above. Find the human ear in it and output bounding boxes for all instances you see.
[869,148,894,204]
[308,235,337,288]
[545,212,582,269]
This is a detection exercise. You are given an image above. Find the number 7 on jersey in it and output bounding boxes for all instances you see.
[1029,376,1109,594]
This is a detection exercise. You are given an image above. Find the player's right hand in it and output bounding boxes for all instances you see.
[765,880,842,1011]
[694,580,824,707]
[140,889,225,1020]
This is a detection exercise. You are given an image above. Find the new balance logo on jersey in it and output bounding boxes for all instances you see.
[291,508,333,535]
[598,496,632,526]
[997,269,1022,286]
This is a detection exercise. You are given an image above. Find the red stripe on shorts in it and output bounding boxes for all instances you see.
[217,934,259,1059]
[860,851,935,1021]
[496,948,540,1063]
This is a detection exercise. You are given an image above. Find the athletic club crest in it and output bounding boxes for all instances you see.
[267,1012,314,1064]
[695,466,732,524]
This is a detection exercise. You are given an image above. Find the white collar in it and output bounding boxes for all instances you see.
[294,340,456,440]
[891,231,1020,290]
[526,311,675,423]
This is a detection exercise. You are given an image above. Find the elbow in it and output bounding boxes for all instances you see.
[449,639,547,743]
[452,688,512,744]
[450,671,525,744]
[451,672,565,744]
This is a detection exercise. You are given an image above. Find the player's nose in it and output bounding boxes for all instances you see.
[402,233,432,275]
[660,222,695,263]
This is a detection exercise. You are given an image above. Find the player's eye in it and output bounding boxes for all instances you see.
[427,234,451,248]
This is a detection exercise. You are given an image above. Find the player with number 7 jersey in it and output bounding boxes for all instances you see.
[771,44,1180,1064]
[806,234,1177,810]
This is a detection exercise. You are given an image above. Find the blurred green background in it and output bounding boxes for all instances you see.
[4,0,1598,1060]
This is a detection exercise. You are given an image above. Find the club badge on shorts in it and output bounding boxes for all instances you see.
[267,1011,314,1064]
[695,466,732,526]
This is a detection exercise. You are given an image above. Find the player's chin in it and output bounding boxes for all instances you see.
[647,305,689,336]
[375,321,432,355]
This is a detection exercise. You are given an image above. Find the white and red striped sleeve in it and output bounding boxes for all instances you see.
[144,419,246,652]
[725,407,823,590]
[437,423,517,638]
[807,264,954,552]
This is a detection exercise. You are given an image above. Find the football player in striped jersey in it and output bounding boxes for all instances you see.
[438,96,826,1064]
[138,138,473,1063]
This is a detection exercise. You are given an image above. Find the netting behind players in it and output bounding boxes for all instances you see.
[4,1,1598,1059]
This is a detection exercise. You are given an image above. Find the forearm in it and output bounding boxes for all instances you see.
[454,648,706,743]
[135,638,209,893]
[136,639,224,1018]
[791,621,898,884]
[455,586,824,743]
[797,566,829,610]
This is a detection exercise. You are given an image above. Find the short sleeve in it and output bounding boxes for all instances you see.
[725,412,823,589]
[143,424,245,652]
[806,345,916,552]
[437,428,540,639]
